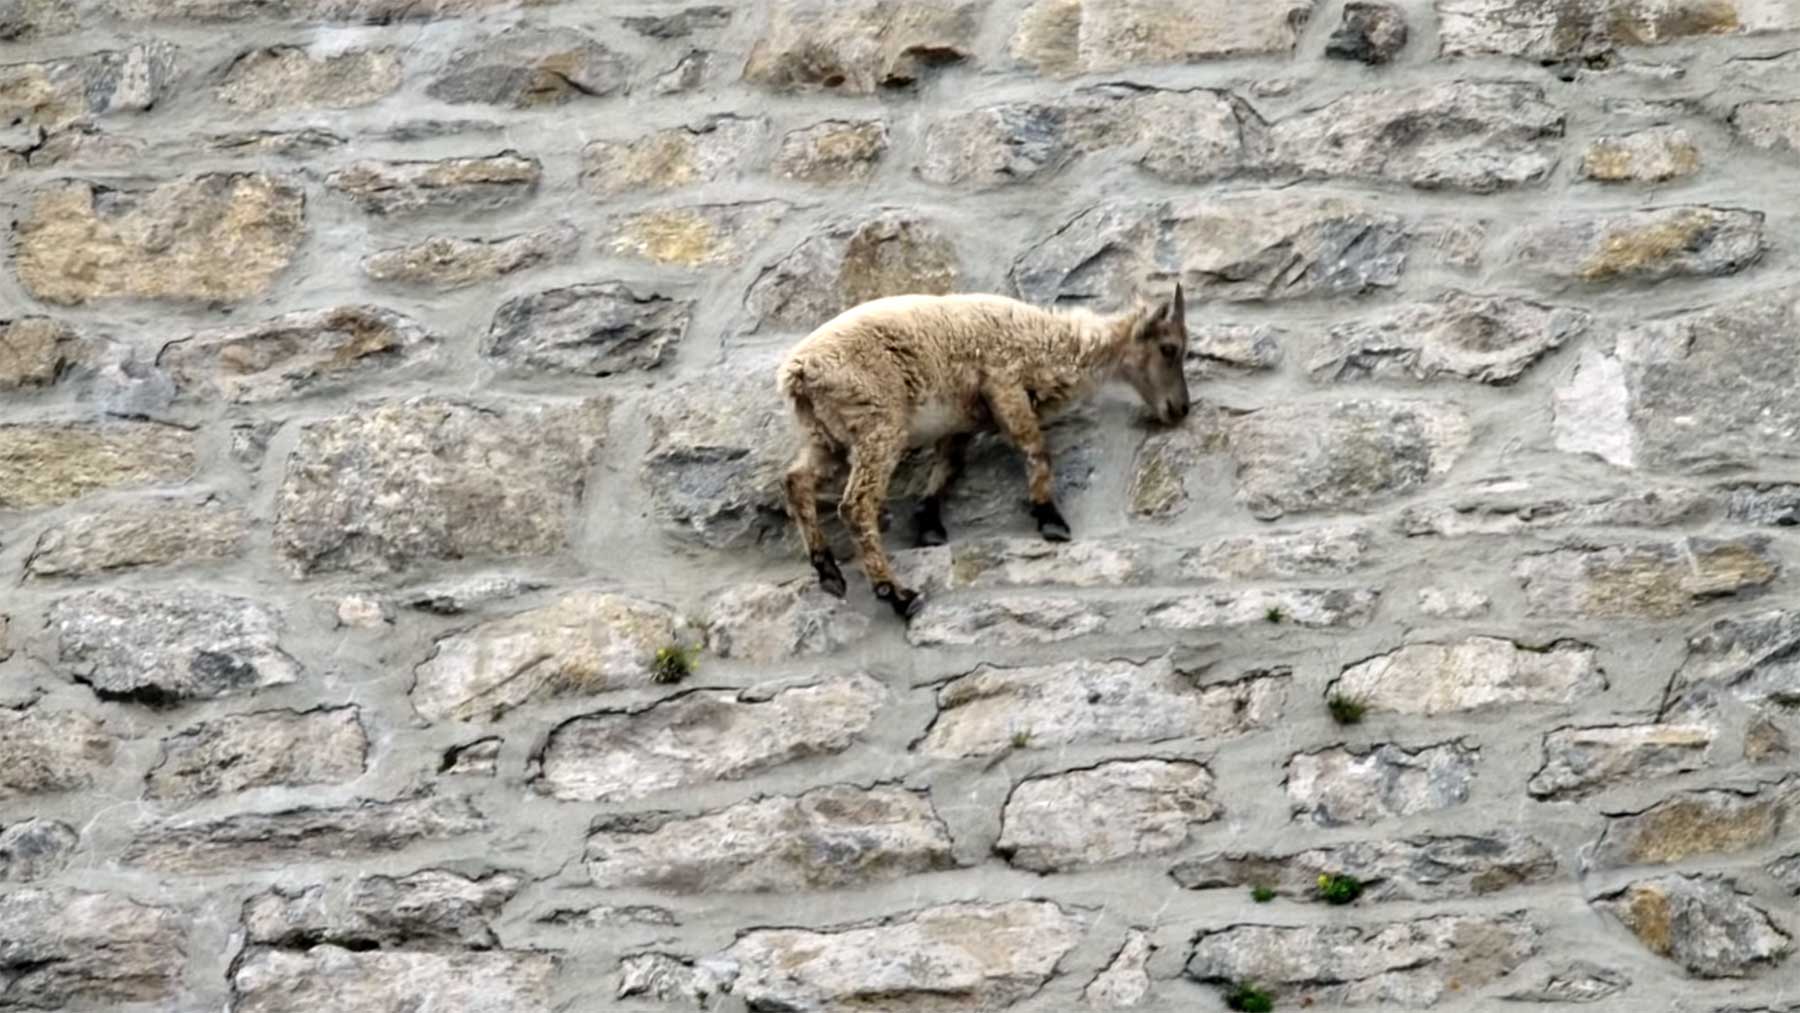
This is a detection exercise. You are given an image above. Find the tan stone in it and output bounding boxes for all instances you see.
[1013,0,1314,75]
[0,422,197,510]
[159,306,437,403]
[0,317,82,390]
[362,225,577,289]
[745,0,979,93]
[1581,127,1702,182]
[26,499,247,578]
[604,202,788,266]
[217,45,402,111]
[580,117,764,196]
[775,119,889,182]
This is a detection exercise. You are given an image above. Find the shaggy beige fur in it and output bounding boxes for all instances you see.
[778,287,1190,620]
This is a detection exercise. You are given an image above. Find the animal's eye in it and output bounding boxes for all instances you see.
[1161,344,1181,362]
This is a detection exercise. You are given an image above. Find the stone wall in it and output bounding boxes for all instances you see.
[2,0,1799,1010]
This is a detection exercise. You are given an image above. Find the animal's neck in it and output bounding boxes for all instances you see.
[1064,305,1146,380]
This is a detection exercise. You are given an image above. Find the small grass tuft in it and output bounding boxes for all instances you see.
[1316,872,1363,905]
[1326,693,1366,725]
[1251,884,1277,903]
[1264,606,1284,624]
[1226,982,1275,1012]
[650,644,700,685]
[1010,728,1033,750]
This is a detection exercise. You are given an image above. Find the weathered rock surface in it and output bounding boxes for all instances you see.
[0,317,85,390]
[426,28,626,107]
[16,174,304,305]
[0,42,178,129]
[536,674,888,801]
[363,225,577,289]
[48,588,298,703]
[1186,914,1538,1006]
[701,580,870,661]
[1582,126,1702,182]
[586,784,954,892]
[404,576,548,616]
[1013,194,1408,307]
[725,901,1084,1011]
[146,707,366,799]
[1178,526,1371,580]
[1174,832,1558,900]
[1595,875,1790,977]
[1588,782,1797,868]
[1327,1,1408,63]
[1287,742,1479,825]
[1399,480,1710,536]
[1669,608,1800,711]
[0,709,118,799]
[748,211,960,329]
[243,869,520,950]
[915,538,1148,589]
[996,759,1219,871]
[921,658,1287,758]
[1514,538,1778,618]
[1146,588,1379,631]
[775,119,889,182]
[1225,400,1474,519]
[325,152,540,216]
[581,116,765,195]
[1529,723,1715,799]
[0,889,187,1007]
[615,953,735,1007]
[1310,292,1588,384]
[744,0,979,93]
[274,398,608,577]
[483,282,689,376]
[1331,638,1604,716]
[160,306,436,403]
[604,201,789,266]
[639,366,791,549]
[1770,853,1800,893]
[217,45,402,110]
[1438,0,1796,62]
[411,591,691,722]
[1512,206,1764,284]
[441,737,500,777]
[0,422,197,509]
[230,947,556,1013]
[121,792,487,872]
[25,498,246,578]
[1502,962,1630,1003]
[0,819,78,882]
[908,596,1109,647]
[1011,0,1314,75]
[1085,929,1154,1006]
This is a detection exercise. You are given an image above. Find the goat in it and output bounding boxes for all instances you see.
[777,285,1191,621]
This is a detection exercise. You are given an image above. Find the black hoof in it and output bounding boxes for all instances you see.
[874,582,924,621]
[812,550,847,599]
[916,525,949,547]
[1032,502,1072,543]
[914,499,949,547]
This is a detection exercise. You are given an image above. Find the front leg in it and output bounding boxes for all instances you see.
[982,381,1071,542]
[914,433,969,547]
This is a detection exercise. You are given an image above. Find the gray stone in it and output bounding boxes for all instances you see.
[1582,126,1703,181]
[651,50,710,94]
[160,305,436,403]
[581,116,765,195]
[1732,100,1800,157]
[410,591,692,723]
[403,576,548,615]
[775,119,889,182]
[621,6,731,37]
[230,947,556,1013]
[921,657,1288,758]
[1310,292,1587,384]
[996,759,1220,872]
[1012,194,1408,307]
[536,674,888,802]
[908,596,1109,647]
[0,819,78,882]
[121,792,488,873]
[1503,962,1631,1003]
[1588,783,1798,868]
[1330,638,1605,716]
[744,0,979,93]
[1515,538,1778,618]
[1085,929,1154,1007]
[1723,482,1800,525]
[1670,608,1800,712]
[0,709,118,800]
[1511,206,1764,284]
[1146,588,1379,631]
[1268,82,1562,192]
[1595,875,1790,977]
[702,579,871,662]
[244,869,520,950]
[1399,480,1710,536]
[1232,400,1474,518]
[639,366,793,549]
[603,200,789,267]
[0,317,84,390]
[441,737,500,776]
[146,707,367,799]
[25,498,247,578]
[20,125,144,169]
[615,953,735,1007]
[1011,0,1314,75]
[1769,853,1800,893]
[908,537,1148,589]
[0,0,79,38]
[363,225,578,290]
[586,784,954,892]
[1438,0,1798,62]
[0,421,197,509]
[1173,832,1558,900]
[483,282,690,376]
[1529,723,1716,799]
[1188,323,1285,377]
[108,0,546,21]
[0,42,178,130]
[48,588,298,704]
[274,397,608,577]
[1287,741,1479,826]
[1326,2,1408,63]
[16,174,305,305]
[206,127,345,157]
[0,889,186,1007]
[726,900,1083,1011]
[427,28,627,107]
[1186,914,1537,1006]
[217,45,401,110]
[1745,713,1793,764]
[747,210,960,330]
[1178,527,1369,581]
[325,152,540,216]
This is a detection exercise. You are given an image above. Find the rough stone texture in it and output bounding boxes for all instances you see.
[536,674,888,801]
[1588,782,1798,868]
[613,953,734,1007]
[273,398,607,577]
[217,45,403,111]
[243,869,520,949]
[1146,587,1379,630]
[747,210,961,330]
[15,174,305,305]
[1438,0,1799,62]
[1399,479,1710,535]
[1511,207,1764,284]
[426,27,627,107]
[581,116,765,196]
[48,588,299,704]
[725,901,1084,1011]
[325,152,540,216]
[1186,914,1538,1006]
[996,759,1219,871]
[1287,742,1479,825]
[775,118,889,182]
[0,42,178,129]
[483,283,690,376]
[160,305,436,403]
[0,708,118,800]
[121,793,487,873]
[0,819,79,882]
[1310,293,1588,384]
[230,947,556,1013]
[1327,2,1409,63]
[0,889,188,1007]
[1175,832,1558,901]
[908,595,1109,646]
[1011,0,1315,75]
[363,225,578,290]
[1581,126,1703,182]
[1595,875,1791,977]
[1515,538,1779,618]
[604,200,789,267]
[744,0,979,93]
[701,579,871,661]
[0,317,84,390]
[1528,723,1716,799]
[585,784,954,892]
[1503,962,1631,1003]
[25,498,247,578]
[1330,637,1605,715]
[145,707,367,799]
[1669,608,1800,711]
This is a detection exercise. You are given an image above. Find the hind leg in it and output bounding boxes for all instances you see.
[840,433,919,621]
[914,433,969,547]
[785,436,847,597]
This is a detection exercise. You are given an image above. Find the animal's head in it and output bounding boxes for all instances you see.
[1119,282,1190,425]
